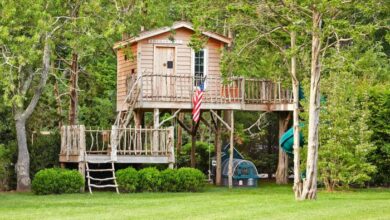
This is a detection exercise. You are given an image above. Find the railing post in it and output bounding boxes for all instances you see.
[240,77,245,105]
[168,126,175,169]
[78,125,86,162]
[111,125,118,162]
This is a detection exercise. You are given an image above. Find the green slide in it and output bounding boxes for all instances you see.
[279,126,304,156]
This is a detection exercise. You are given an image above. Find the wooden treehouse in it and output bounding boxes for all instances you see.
[59,21,294,191]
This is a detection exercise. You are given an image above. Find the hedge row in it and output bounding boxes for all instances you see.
[32,168,84,195]
[116,167,206,193]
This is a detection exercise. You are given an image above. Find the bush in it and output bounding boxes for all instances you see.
[32,168,84,195]
[160,169,179,192]
[116,167,138,193]
[176,168,206,192]
[0,144,12,191]
[29,133,60,177]
[137,167,161,192]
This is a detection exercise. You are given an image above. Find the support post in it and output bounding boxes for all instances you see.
[214,110,222,186]
[276,113,289,184]
[134,110,143,153]
[78,125,86,162]
[228,110,234,189]
[153,109,160,154]
[110,125,118,162]
[176,112,184,155]
[168,126,175,169]
[78,162,85,192]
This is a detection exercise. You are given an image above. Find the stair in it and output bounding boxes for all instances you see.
[86,161,119,194]
[115,77,141,129]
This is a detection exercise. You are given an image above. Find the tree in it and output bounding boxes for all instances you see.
[0,0,63,191]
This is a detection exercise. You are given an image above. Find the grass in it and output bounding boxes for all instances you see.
[0,183,389,220]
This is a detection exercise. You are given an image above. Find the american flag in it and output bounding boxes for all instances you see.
[192,83,205,122]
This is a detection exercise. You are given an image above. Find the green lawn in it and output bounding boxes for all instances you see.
[0,183,389,220]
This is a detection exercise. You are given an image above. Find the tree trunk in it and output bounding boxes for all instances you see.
[15,119,30,191]
[290,31,303,199]
[191,131,196,168]
[276,113,289,184]
[190,118,200,168]
[14,34,51,192]
[214,111,222,186]
[69,53,78,125]
[300,10,322,200]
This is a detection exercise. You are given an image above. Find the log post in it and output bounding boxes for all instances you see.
[168,126,175,168]
[176,112,184,155]
[110,125,118,162]
[153,109,160,154]
[228,110,234,189]
[214,110,222,186]
[276,113,289,184]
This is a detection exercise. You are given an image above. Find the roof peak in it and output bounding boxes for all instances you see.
[114,21,231,49]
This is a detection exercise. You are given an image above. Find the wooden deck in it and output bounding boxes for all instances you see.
[119,74,294,112]
[59,125,175,164]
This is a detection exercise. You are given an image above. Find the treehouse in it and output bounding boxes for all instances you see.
[113,21,293,112]
[59,21,294,192]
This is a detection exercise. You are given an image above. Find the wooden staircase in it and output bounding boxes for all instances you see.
[115,75,142,129]
[86,161,119,194]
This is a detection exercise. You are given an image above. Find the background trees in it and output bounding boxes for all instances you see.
[0,0,389,194]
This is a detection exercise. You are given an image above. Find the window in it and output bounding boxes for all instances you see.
[194,49,206,86]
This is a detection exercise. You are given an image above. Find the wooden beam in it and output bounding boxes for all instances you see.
[228,110,234,189]
[210,109,231,131]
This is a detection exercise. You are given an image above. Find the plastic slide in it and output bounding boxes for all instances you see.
[279,126,304,156]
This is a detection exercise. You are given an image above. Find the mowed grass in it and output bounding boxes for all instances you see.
[0,183,389,220]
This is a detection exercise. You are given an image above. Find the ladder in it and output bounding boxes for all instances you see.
[114,75,142,129]
[86,161,119,194]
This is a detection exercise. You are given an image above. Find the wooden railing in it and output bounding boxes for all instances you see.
[60,125,174,162]
[127,73,293,105]
[116,127,174,156]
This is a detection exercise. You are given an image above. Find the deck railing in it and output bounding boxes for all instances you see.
[127,73,293,105]
[60,125,174,162]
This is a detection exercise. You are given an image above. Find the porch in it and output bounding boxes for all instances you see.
[121,74,294,112]
[59,125,175,164]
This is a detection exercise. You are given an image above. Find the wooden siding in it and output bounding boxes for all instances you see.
[117,44,137,111]
[136,27,224,106]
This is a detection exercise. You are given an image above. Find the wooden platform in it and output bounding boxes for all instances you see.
[117,74,294,112]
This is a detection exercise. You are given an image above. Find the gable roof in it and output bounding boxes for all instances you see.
[113,21,231,49]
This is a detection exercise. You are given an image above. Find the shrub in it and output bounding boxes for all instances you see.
[32,168,84,195]
[177,168,206,192]
[116,167,138,193]
[0,144,12,191]
[29,133,60,177]
[137,167,161,192]
[160,169,179,192]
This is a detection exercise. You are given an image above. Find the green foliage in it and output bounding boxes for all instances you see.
[116,167,139,193]
[32,168,84,195]
[367,86,390,185]
[317,71,376,190]
[178,141,214,173]
[159,169,179,192]
[137,167,161,192]
[29,133,60,177]
[0,144,12,191]
[176,167,205,192]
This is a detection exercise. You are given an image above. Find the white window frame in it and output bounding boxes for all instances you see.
[191,48,208,77]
